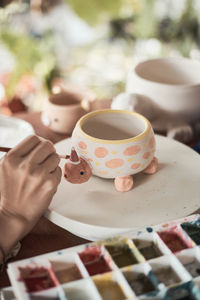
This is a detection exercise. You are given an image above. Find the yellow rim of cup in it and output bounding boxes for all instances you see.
[77,109,151,144]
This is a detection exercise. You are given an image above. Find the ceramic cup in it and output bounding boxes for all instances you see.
[72,109,155,178]
[126,57,200,123]
[43,90,96,134]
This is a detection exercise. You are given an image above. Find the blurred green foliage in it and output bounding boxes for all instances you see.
[0,29,57,97]
[0,0,200,100]
[65,0,123,25]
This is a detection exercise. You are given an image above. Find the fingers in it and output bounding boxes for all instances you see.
[39,153,60,173]
[27,140,55,165]
[51,166,62,184]
[44,166,62,193]
[7,135,41,158]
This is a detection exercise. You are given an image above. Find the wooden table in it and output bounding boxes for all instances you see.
[1,109,200,287]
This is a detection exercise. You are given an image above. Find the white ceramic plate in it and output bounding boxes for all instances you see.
[0,115,34,160]
[46,135,200,241]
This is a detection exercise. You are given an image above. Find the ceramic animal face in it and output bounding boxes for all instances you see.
[64,157,92,184]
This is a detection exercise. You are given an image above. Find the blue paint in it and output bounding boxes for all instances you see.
[146,227,153,233]
[193,141,200,154]
[181,217,200,245]
[137,231,142,236]
[166,281,200,300]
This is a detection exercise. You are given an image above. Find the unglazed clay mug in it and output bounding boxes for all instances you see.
[43,90,96,134]
[64,109,158,192]
[126,57,200,123]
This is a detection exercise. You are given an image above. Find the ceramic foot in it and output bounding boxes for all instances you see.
[143,157,158,174]
[114,175,134,192]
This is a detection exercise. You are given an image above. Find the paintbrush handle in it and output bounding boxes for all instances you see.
[0,147,69,159]
[0,147,10,153]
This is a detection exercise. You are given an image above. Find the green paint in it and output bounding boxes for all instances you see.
[184,261,200,278]
[153,267,181,287]
[133,239,162,260]
[123,271,156,296]
[139,243,162,260]
[181,222,200,245]
[105,244,137,268]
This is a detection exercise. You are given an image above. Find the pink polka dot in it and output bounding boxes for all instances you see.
[95,147,108,158]
[105,158,124,169]
[149,137,155,148]
[143,152,150,159]
[78,141,87,149]
[124,145,141,156]
[131,163,141,170]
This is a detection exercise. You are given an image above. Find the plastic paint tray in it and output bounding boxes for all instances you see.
[5,214,200,300]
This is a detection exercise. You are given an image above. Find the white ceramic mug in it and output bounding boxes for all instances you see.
[126,57,200,123]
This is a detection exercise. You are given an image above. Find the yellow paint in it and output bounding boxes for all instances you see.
[95,161,100,166]
[143,143,147,148]
[111,151,118,155]
[127,158,134,162]
[99,170,108,175]
[116,171,120,175]
[141,164,145,168]
[77,109,151,144]
[83,150,88,154]
[93,273,126,300]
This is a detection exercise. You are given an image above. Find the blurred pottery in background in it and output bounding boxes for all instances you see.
[42,88,96,134]
[64,109,158,192]
[112,57,200,143]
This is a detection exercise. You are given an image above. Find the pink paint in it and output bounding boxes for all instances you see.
[131,163,140,170]
[79,246,112,276]
[157,226,194,253]
[105,158,124,169]
[19,266,56,293]
[123,145,141,156]
[149,137,155,148]
[95,147,108,158]
[143,152,150,159]
[78,141,87,149]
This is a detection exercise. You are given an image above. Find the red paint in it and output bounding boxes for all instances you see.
[79,246,112,276]
[19,266,55,293]
[158,231,189,253]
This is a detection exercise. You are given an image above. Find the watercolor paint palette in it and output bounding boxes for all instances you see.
[6,214,200,300]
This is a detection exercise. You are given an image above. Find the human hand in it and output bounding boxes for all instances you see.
[0,135,61,255]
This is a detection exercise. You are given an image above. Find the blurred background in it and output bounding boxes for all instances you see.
[0,0,200,115]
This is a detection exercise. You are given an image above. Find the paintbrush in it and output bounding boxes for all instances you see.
[0,147,70,160]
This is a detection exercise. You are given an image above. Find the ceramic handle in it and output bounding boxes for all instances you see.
[111,92,151,111]
[81,97,95,112]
